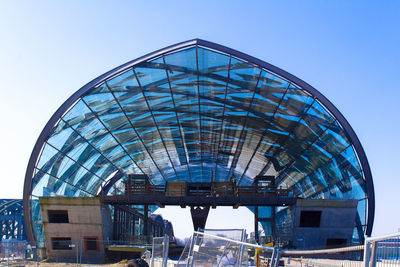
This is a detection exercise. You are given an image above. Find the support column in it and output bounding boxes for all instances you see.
[190,206,210,231]
[113,207,118,240]
[144,205,149,242]
[135,216,137,238]
[254,206,259,244]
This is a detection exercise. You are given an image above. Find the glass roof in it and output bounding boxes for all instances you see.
[25,40,373,243]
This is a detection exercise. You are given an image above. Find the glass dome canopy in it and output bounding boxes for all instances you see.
[23,39,374,243]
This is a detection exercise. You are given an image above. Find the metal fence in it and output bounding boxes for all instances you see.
[1,232,398,266]
[364,232,400,267]
[0,238,154,266]
[177,230,278,267]
[177,229,248,266]
[151,235,169,267]
[283,245,365,267]
[0,240,45,266]
[0,240,33,266]
[282,232,400,267]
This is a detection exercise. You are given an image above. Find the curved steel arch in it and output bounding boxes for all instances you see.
[23,39,374,242]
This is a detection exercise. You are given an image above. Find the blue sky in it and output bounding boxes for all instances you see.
[0,1,399,238]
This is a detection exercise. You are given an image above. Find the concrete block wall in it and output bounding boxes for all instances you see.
[292,199,358,249]
[39,196,107,262]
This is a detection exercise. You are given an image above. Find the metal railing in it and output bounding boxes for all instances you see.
[282,232,400,267]
[364,232,400,267]
[122,182,293,198]
[283,245,364,267]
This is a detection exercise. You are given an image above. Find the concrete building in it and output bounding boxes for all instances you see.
[276,199,358,249]
[39,197,109,262]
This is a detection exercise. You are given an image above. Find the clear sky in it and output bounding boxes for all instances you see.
[0,1,399,238]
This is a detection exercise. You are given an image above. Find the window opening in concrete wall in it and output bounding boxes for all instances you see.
[299,210,322,227]
[51,237,72,250]
[48,210,69,223]
[84,237,98,251]
[326,238,347,248]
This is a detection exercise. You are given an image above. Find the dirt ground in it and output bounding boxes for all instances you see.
[41,262,126,266]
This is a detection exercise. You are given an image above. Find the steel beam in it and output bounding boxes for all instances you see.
[101,194,296,206]
[190,206,210,231]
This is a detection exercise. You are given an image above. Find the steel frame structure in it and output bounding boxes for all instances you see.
[23,39,374,243]
[0,199,26,240]
[101,194,296,207]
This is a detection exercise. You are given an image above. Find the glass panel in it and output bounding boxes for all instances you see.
[30,196,44,246]
[107,69,138,92]
[134,59,186,181]
[164,47,199,181]
[293,119,318,144]
[31,169,50,196]
[319,121,350,155]
[198,47,230,175]
[226,58,261,111]
[252,71,289,117]
[278,85,313,117]
[336,146,362,173]
[63,99,94,127]
[83,92,117,116]
[36,143,59,170]
[357,199,367,226]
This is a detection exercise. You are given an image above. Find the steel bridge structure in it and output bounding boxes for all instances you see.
[0,199,26,240]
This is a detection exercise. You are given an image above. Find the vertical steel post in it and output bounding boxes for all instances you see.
[79,238,83,267]
[237,230,246,267]
[255,248,261,267]
[187,233,197,267]
[113,207,118,240]
[273,248,280,267]
[7,241,10,267]
[270,247,276,267]
[255,206,259,244]
[151,237,155,267]
[369,241,377,267]
[32,242,39,267]
[162,234,169,267]
[363,236,371,267]
[144,205,149,243]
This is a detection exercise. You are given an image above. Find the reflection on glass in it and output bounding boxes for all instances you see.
[28,44,369,244]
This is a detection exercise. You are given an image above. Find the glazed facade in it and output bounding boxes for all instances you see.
[23,39,374,244]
